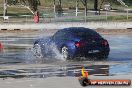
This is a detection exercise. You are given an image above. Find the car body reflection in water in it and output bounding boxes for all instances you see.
[0,65,109,78]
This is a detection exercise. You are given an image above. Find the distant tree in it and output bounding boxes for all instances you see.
[7,0,41,12]
[94,0,98,11]
[123,0,132,6]
[7,0,18,5]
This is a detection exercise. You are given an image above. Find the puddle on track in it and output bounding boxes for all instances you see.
[0,34,132,78]
[0,64,110,78]
[0,63,131,79]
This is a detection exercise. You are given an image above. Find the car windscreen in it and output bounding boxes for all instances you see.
[72,29,101,38]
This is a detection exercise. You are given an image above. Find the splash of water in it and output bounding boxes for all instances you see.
[23,40,65,64]
[52,43,65,61]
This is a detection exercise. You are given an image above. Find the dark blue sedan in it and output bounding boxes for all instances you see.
[33,27,110,60]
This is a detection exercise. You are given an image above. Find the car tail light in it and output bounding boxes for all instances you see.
[102,40,108,46]
[75,40,85,47]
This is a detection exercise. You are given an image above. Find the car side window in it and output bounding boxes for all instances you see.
[53,31,64,40]
[53,30,71,40]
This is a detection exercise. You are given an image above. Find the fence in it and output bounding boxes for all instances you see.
[0,8,132,23]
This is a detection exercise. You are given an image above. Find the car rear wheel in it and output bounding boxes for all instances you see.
[33,44,43,58]
[61,46,70,60]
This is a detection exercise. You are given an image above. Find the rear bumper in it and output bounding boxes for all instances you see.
[73,46,110,57]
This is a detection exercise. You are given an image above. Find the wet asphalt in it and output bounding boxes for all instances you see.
[0,31,132,78]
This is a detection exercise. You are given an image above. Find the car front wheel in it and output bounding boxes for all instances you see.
[33,44,43,58]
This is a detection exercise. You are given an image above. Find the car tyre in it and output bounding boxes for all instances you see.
[33,44,43,58]
[61,46,70,60]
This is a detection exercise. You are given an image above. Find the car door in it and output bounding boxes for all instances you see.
[52,30,66,49]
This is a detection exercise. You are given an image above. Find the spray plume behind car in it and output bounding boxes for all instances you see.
[32,36,65,61]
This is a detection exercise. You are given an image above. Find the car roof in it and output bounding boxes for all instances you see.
[62,27,95,32]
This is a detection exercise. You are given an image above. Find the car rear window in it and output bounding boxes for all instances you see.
[72,29,101,38]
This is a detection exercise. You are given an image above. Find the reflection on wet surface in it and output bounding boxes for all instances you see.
[104,35,132,62]
[0,65,109,78]
[0,34,132,78]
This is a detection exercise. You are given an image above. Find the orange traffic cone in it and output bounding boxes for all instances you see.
[81,67,89,78]
[78,67,90,86]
